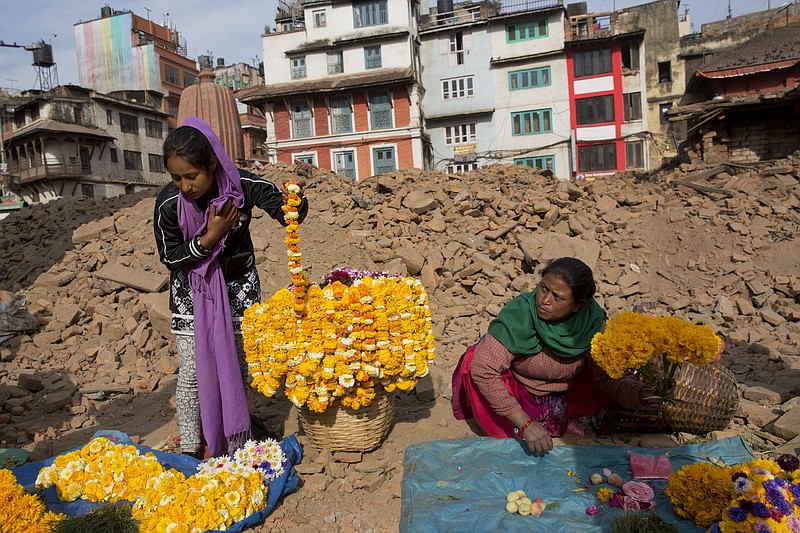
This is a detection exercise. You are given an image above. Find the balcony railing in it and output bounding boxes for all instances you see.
[566,13,618,41]
[498,0,563,16]
[11,162,83,184]
[291,66,307,79]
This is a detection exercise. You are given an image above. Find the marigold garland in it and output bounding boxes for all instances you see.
[0,468,64,532]
[590,312,722,402]
[243,187,436,413]
[33,436,286,533]
[282,180,308,316]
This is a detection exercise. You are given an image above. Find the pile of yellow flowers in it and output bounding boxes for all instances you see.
[0,468,63,532]
[243,275,435,412]
[666,457,800,532]
[665,461,737,528]
[34,437,269,533]
[243,182,435,413]
[590,312,722,401]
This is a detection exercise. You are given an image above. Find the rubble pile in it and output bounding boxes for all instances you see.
[0,156,798,528]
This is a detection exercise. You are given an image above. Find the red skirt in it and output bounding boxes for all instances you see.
[451,344,610,438]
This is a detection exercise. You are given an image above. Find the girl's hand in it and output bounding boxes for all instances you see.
[281,179,306,201]
[522,421,553,455]
[205,200,239,242]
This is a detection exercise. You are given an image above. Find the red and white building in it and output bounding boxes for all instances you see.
[239,0,428,180]
[564,10,649,180]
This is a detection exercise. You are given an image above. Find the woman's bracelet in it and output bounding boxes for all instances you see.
[514,418,534,440]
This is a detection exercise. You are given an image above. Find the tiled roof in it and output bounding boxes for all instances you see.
[237,67,414,102]
[699,25,800,75]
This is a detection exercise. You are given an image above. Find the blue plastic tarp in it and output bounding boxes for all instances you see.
[12,430,302,532]
[400,435,754,533]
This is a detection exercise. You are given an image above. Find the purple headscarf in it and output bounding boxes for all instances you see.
[175,117,251,456]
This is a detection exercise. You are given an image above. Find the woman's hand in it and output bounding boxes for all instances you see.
[522,421,553,455]
[281,179,306,202]
[202,200,239,247]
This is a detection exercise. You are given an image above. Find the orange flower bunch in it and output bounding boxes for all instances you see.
[281,181,307,315]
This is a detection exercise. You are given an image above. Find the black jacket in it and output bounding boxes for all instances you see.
[153,168,309,285]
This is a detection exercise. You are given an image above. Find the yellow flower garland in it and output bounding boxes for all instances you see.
[243,186,436,412]
[0,469,64,532]
[282,180,308,316]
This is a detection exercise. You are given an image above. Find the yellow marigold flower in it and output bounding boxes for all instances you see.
[596,487,614,503]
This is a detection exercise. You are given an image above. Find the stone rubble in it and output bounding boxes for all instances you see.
[0,154,798,531]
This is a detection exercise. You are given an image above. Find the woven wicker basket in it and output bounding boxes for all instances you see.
[298,388,395,452]
[598,361,739,435]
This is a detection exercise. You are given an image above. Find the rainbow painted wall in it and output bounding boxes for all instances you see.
[75,12,161,94]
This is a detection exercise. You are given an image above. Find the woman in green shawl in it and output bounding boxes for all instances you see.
[452,257,650,455]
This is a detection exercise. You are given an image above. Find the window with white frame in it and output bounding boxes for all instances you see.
[368,92,393,130]
[290,100,312,138]
[327,51,344,74]
[445,124,477,145]
[372,147,396,175]
[448,162,479,174]
[293,153,316,165]
[449,31,465,65]
[364,45,382,69]
[511,109,552,135]
[333,150,356,179]
[291,56,306,79]
[442,76,474,100]
[353,0,388,28]
[329,97,353,134]
[313,10,326,28]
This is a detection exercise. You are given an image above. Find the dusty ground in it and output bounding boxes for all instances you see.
[1,159,799,532]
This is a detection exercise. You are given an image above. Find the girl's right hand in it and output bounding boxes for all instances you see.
[206,200,239,242]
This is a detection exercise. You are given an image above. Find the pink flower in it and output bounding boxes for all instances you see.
[609,492,626,508]
[623,498,656,512]
[622,481,655,502]
[585,506,599,515]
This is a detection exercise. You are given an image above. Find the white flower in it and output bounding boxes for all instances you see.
[287,183,301,194]
[338,374,355,387]
[340,337,355,346]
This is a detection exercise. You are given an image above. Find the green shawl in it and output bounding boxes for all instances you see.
[487,289,606,357]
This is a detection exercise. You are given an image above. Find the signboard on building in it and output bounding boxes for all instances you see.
[453,143,477,163]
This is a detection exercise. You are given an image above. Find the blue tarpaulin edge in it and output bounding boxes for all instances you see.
[11,430,302,532]
[400,435,754,533]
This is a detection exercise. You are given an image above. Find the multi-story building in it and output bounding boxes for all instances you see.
[564,6,649,180]
[420,0,570,177]
[419,1,496,174]
[4,85,168,203]
[74,6,199,130]
[489,0,571,176]
[617,0,689,168]
[239,0,428,180]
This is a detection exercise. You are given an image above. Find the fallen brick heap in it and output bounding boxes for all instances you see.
[0,154,798,455]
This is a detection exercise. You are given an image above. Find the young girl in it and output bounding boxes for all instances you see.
[154,117,308,458]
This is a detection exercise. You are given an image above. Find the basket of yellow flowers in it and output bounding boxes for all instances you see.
[242,182,436,452]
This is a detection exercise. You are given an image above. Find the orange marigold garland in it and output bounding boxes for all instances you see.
[282,180,308,316]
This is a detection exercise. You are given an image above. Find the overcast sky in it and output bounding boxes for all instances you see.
[0,0,782,93]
